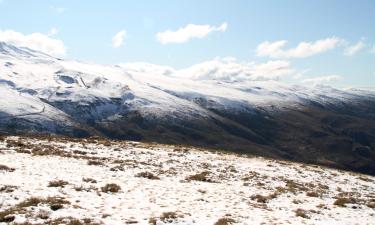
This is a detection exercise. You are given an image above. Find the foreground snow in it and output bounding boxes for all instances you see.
[0,136,374,225]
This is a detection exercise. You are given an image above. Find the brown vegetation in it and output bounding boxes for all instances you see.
[48,180,69,188]
[186,171,214,182]
[135,171,160,180]
[214,218,236,225]
[101,183,121,193]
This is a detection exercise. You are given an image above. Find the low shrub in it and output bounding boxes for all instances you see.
[0,164,15,172]
[295,208,310,219]
[135,172,160,180]
[214,218,236,225]
[101,183,121,193]
[186,171,213,182]
[48,180,69,188]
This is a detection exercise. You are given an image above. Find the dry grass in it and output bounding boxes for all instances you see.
[135,171,160,180]
[0,197,70,222]
[0,185,17,193]
[48,179,69,188]
[82,177,97,183]
[251,194,269,203]
[306,191,320,197]
[334,198,356,207]
[0,164,15,172]
[6,139,27,148]
[101,183,121,193]
[149,211,182,225]
[49,217,85,225]
[214,218,236,225]
[295,208,310,219]
[160,212,179,222]
[87,160,105,166]
[358,176,373,182]
[285,180,308,194]
[186,171,214,182]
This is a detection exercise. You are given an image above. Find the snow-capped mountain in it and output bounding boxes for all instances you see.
[1,42,375,175]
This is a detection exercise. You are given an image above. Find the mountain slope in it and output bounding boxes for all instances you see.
[1,42,375,174]
[1,136,374,225]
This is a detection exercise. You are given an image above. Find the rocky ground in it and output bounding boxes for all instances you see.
[0,136,374,225]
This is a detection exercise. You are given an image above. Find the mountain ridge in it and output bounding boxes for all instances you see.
[1,42,375,174]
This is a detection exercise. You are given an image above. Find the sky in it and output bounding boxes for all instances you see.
[0,0,374,87]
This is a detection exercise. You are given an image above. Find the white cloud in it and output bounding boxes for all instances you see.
[301,75,342,85]
[112,30,127,48]
[48,27,59,36]
[176,58,294,82]
[118,58,294,82]
[0,29,66,56]
[292,69,310,79]
[256,37,343,58]
[344,41,365,56]
[156,22,228,44]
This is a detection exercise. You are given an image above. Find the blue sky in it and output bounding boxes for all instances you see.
[0,0,374,87]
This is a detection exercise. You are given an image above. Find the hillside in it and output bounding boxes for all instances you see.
[0,136,374,225]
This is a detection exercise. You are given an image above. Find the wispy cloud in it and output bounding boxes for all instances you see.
[119,58,294,82]
[156,22,228,44]
[344,41,365,56]
[256,37,343,58]
[176,58,293,82]
[301,75,342,85]
[112,30,127,48]
[0,29,66,56]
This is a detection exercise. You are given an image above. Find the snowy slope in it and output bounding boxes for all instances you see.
[1,42,375,176]
[0,136,374,225]
[1,41,373,120]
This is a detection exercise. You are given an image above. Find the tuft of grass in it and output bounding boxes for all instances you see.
[0,164,15,172]
[285,180,308,194]
[135,171,160,180]
[214,218,236,225]
[0,197,69,222]
[101,183,121,193]
[159,212,178,222]
[149,217,157,225]
[0,185,17,193]
[367,202,375,209]
[49,217,85,225]
[334,198,356,207]
[186,171,213,182]
[149,212,182,225]
[306,191,320,198]
[87,160,105,166]
[82,177,97,183]
[6,139,26,148]
[251,194,269,203]
[358,176,373,182]
[110,165,125,171]
[48,180,69,188]
[295,208,310,219]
